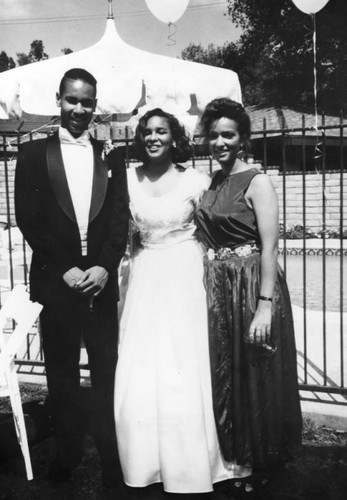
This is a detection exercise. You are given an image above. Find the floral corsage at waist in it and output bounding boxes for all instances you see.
[207,242,259,261]
[101,139,117,161]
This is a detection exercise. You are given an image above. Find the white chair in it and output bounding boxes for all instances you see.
[0,285,43,481]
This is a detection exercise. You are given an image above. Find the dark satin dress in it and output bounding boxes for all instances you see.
[195,168,302,469]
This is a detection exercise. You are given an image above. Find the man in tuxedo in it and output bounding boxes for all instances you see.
[15,68,129,487]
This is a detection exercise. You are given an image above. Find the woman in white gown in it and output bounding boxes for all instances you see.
[114,108,251,495]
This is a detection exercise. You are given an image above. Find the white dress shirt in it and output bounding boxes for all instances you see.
[59,127,93,256]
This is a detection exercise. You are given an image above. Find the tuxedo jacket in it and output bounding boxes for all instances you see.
[15,132,130,307]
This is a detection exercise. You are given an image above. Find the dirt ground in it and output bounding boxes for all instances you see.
[0,384,347,500]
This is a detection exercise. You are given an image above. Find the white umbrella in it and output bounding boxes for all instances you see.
[0,4,242,133]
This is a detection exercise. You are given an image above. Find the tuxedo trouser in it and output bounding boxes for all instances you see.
[40,298,119,470]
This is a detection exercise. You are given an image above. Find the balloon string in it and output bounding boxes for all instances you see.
[167,22,179,109]
[312,14,318,132]
[167,22,177,46]
[310,12,324,185]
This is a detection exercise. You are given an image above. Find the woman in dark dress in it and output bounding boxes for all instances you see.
[195,98,302,495]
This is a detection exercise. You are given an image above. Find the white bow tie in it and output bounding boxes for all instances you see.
[59,129,90,147]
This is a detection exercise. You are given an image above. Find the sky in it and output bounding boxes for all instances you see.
[0,0,242,61]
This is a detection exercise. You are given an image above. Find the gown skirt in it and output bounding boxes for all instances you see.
[204,250,302,469]
[115,238,251,493]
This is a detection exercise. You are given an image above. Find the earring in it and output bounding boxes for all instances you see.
[237,145,246,160]
[172,140,177,149]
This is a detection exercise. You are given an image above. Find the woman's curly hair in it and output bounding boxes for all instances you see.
[134,108,192,163]
[200,98,252,155]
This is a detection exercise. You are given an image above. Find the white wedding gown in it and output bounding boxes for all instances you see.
[114,166,251,493]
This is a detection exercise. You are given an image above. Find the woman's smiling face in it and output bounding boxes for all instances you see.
[208,117,241,168]
[144,116,174,163]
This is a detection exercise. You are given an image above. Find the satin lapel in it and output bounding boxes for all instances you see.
[46,134,76,223]
[89,138,108,223]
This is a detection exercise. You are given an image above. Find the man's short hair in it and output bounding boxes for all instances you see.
[59,68,97,96]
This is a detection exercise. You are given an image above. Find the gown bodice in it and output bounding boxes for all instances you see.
[195,168,261,250]
[128,166,210,248]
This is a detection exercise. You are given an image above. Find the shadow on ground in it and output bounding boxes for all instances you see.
[0,385,347,500]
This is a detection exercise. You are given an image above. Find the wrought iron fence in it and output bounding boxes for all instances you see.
[0,119,346,400]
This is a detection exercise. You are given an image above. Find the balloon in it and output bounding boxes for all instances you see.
[291,0,329,15]
[145,0,190,24]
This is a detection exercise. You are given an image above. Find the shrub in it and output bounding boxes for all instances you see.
[279,224,347,239]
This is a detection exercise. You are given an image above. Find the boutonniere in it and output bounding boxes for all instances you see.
[101,139,116,161]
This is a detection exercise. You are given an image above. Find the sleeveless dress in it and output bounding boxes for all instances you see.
[195,168,302,469]
[114,166,251,494]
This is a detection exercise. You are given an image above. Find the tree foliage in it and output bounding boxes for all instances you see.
[182,41,241,71]
[16,40,49,66]
[226,0,347,113]
[16,52,31,66]
[28,40,49,62]
[0,51,15,72]
[2,41,73,70]
[181,40,247,103]
[61,48,73,55]
[181,0,347,114]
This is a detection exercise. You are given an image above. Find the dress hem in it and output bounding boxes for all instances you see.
[123,469,253,494]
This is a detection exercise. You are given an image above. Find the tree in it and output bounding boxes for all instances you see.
[181,0,346,114]
[61,48,73,55]
[182,42,241,71]
[16,39,49,67]
[28,40,49,62]
[226,0,347,114]
[181,41,265,105]
[16,52,31,66]
[0,51,15,72]
[181,43,206,65]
